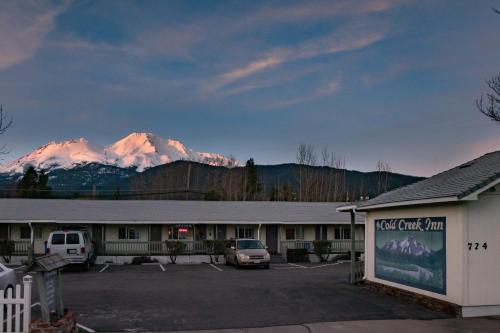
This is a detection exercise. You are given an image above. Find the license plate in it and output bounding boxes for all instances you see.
[253,260,260,264]
[68,249,77,254]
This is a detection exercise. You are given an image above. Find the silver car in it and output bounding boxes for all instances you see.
[225,239,270,269]
[0,262,16,297]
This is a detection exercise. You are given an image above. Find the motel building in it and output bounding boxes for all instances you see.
[0,200,364,264]
[339,150,500,317]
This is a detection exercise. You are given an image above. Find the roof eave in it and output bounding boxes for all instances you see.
[459,177,500,200]
[356,196,459,211]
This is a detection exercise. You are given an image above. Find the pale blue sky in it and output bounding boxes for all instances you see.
[0,0,499,176]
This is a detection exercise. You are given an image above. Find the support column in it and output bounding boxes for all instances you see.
[350,210,356,284]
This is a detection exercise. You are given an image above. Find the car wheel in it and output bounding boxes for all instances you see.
[224,256,229,266]
[264,264,270,269]
[234,258,240,269]
[83,259,91,271]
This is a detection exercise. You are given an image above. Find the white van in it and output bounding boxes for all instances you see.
[47,230,95,270]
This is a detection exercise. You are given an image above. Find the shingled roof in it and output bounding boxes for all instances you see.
[356,150,500,210]
[0,199,363,224]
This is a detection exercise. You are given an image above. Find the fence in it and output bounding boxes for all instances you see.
[280,239,365,253]
[99,240,208,256]
[13,242,30,256]
[0,275,32,333]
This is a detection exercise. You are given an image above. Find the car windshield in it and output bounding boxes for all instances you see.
[237,240,264,249]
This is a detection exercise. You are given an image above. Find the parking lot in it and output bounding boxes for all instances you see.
[16,262,450,332]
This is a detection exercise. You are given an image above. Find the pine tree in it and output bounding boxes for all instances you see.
[17,166,52,198]
[244,158,261,200]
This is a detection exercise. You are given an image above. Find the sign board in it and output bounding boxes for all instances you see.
[374,217,446,294]
[44,270,58,313]
[28,254,68,322]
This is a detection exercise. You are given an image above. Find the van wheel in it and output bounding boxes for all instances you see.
[234,259,240,269]
[83,259,90,271]
[224,256,229,266]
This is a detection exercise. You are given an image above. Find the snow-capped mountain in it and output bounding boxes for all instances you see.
[0,132,234,173]
[382,236,431,256]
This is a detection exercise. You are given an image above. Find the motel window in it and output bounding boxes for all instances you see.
[285,226,304,240]
[20,226,31,240]
[167,225,194,240]
[342,228,351,240]
[334,227,351,240]
[236,227,254,239]
[118,227,140,240]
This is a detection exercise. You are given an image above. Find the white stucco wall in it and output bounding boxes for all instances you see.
[365,203,466,305]
[464,191,500,307]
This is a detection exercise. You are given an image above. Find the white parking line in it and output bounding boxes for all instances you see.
[99,264,110,273]
[13,265,26,271]
[309,263,341,269]
[159,264,166,272]
[77,323,96,332]
[209,264,223,272]
[287,263,308,269]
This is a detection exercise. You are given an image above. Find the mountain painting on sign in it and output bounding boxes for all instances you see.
[374,217,446,295]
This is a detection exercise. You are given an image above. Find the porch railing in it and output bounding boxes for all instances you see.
[99,240,209,256]
[13,241,30,255]
[280,239,365,253]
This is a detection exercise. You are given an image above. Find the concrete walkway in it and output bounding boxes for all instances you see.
[160,318,500,333]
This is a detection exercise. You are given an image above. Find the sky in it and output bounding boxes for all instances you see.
[0,0,499,177]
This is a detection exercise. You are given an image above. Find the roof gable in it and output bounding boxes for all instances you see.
[358,150,500,210]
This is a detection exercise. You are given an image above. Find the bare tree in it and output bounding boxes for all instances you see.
[476,9,500,123]
[296,142,318,201]
[0,105,13,155]
[476,74,500,123]
[376,160,391,194]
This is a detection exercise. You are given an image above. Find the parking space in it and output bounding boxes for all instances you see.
[16,262,451,332]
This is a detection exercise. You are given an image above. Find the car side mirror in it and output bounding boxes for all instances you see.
[230,246,236,250]
[265,246,268,249]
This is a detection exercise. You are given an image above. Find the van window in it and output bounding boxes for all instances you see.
[51,234,65,245]
[66,233,80,245]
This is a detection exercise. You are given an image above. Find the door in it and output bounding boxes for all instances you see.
[0,224,8,239]
[266,225,278,254]
[149,225,162,254]
[216,225,226,240]
[150,225,162,242]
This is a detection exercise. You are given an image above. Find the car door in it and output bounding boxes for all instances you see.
[49,233,67,257]
[65,232,82,258]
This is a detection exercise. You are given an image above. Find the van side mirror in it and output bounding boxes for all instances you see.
[265,246,268,249]
[230,246,236,250]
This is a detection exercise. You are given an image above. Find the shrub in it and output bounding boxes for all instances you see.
[203,240,228,263]
[165,241,186,264]
[0,240,15,263]
[131,256,158,265]
[312,240,333,262]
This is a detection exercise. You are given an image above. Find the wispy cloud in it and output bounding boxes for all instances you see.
[270,75,343,109]
[0,1,68,71]
[206,22,386,92]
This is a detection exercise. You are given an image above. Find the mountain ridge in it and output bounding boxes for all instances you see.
[0,132,234,173]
